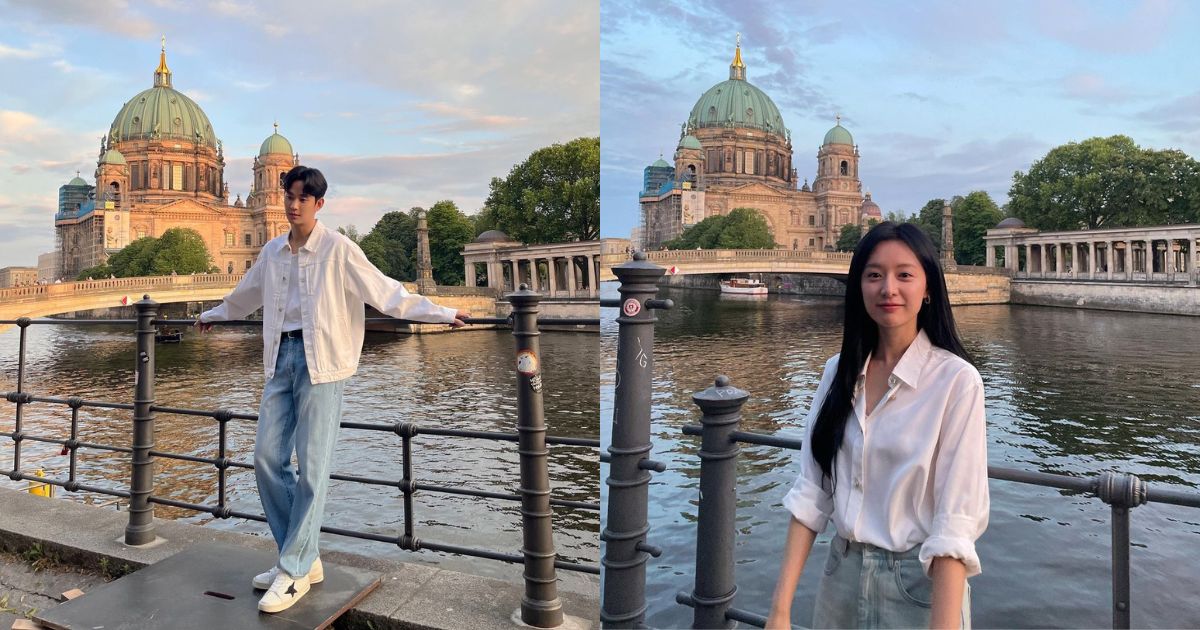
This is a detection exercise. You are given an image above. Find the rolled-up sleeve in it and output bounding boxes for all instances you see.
[782,355,839,534]
[919,371,990,577]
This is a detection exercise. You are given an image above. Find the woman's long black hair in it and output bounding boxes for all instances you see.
[809,221,973,484]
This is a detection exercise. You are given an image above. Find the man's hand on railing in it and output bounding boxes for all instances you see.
[450,310,471,328]
[193,318,214,333]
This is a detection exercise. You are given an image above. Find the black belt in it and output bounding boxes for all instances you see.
[281,329,303,340]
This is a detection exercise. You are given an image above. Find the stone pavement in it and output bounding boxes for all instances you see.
[0,488,598,629]
[0,550,107,629]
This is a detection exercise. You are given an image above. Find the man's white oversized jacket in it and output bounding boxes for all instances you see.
[200,221,457,384]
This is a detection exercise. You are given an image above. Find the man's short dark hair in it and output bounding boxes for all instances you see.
[282,166,328,199]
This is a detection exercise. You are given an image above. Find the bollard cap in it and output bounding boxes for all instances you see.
[692,374,749,411]
[504,284,542,304]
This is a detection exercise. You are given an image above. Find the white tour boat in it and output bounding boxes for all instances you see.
[719,278,769,295]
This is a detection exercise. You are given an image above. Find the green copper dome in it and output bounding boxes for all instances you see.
[67,176,89,186]
[260,124,294,156]
[687,45,787,137]
[678,135,702,150]
[100,148,127,165]
[108,45,217,148]
[823,123,854,146]
[651,157,671,168]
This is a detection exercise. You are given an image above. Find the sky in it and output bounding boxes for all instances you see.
[0,0,598,267]
[600,0,1200,239]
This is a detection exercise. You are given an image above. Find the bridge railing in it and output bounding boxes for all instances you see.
[601,253,1200,630]
[2,287,600,628]
[0,273,246,302]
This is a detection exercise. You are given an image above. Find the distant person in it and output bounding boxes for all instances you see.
[766,222,988,629]
[196,166,469,613]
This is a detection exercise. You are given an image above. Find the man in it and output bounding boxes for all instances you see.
[197,166,468,613]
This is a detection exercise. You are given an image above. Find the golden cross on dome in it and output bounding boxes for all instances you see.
[274,120,279,134]
[736,32,741,47]
[836,113,841,126]
[161,35,166,52]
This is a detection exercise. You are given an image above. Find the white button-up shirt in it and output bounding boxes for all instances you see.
[200,221,458,384]
[783,329,990,577]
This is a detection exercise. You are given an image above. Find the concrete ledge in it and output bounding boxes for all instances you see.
[0,488,597,629]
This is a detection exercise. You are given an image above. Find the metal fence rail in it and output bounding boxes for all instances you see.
[3,287,598,628]
[601,253,1200,630]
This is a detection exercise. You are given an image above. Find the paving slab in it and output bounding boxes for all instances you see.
[35,542,380,630]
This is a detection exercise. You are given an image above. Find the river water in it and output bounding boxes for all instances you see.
[0,323,599,581]
[600,283,1200,628]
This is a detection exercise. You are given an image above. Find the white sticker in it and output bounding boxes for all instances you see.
[516,350,539,376]
[622,298,642,317]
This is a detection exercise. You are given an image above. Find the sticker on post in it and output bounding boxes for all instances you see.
[516,350,539,376]
[622,298,642,317]
[530,374,543,393]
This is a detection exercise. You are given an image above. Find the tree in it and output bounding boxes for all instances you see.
[836,224,862,252]
[337,225,364,245]
[665,207,774,249]
[361,209,417,281]
[1007,135,1200,230]
[478,137,599,243]
[426,200,476,285]
[77,263,112,280]
[953,191,1004,266]
[97,228,215,278]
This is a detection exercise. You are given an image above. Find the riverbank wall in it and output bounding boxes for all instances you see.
[656,269,1012,306]
[1011,280,1200,316]
[0,487,598,629]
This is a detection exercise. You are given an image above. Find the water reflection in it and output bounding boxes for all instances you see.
[601,283,1200,628]
[0,323,599,580]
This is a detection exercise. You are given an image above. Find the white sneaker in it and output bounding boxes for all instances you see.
[252,558,324,590]
[258,571,310,613]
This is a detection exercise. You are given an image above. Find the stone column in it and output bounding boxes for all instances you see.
[940,202,956,270]
[1039,244,1047,278]
[415,209,436,295]
[528,258,540,291]
[566,257,577,297]
[465,261,476,288]
[1187,235,1197,286]
[1107,241,1114,280]
[1167,239,1176,282]
[510,259,520,291]
[547,257,558,298]
[986,244,995,268]
[585,254,596,297]
[1088,241,1096,279]
[1125,241,1133,280]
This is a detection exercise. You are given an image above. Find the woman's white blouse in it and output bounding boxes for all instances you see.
[782,329,990,577]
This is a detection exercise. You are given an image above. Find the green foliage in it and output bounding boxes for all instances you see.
[836,224,862,252]
[426,200,476,285]
[1008,135,1200,230]
[99,228,214,277]
[478,137,599,243]
[953,191,1004,265]
[337,225,364,244]
[77,263,113,280]
[665,207,774,249]
[361,209,417,281]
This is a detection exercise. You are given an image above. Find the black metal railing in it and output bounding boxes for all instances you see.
[3,286,600,628]
[600,253,1200,630]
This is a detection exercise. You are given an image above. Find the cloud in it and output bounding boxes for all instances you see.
[183,89,212,102]
[414,102,527,129]
[0,41,52,59]
[0,0,161,38]
[1140,91,1200,128]
[1061,73,1132,104]
[1034,0,1179,55]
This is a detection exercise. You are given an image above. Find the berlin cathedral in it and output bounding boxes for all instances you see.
[639,38,883,251]
[54,41,297,279]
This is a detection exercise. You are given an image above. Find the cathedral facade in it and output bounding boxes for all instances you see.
[639,41,882,251]
[54,42,298,279]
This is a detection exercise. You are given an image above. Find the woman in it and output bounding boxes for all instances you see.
[765,222,989,629]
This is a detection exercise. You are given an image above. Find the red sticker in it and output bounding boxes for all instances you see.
[622,298,642,317]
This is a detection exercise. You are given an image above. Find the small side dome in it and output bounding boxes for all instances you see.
[259,123,294,156]
[233,194,244,208]
[67,175,89,187]
[860,192,881,218]
[996,217,1026,229]
[678,134,702,150]
[651,157,671,168]
[823,123,853,146]
[100,148,127,165]
[474,229,512,243]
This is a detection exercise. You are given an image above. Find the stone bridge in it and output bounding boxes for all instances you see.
[0,274,243,321]
[598,249,854,282]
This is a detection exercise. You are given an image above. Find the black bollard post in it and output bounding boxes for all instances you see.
[508,285,564,628]
[688,375,747,629]
[125,295,157,546]
[1096,472,1147,629]
[602,252,668,629]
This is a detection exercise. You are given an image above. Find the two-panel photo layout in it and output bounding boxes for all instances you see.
[0,1,1197,629]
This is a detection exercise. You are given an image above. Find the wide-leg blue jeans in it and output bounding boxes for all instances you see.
[254,336,345,579]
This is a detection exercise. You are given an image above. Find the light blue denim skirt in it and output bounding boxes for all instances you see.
[811,535,971,629]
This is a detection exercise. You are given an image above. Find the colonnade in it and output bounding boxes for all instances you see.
[986,230,1199,286]
[465,252,601,298]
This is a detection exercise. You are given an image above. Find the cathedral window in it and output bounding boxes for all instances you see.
[708,106,717,119]
[744,150,754,175]
[244,234,251,246]
[225,233,234,247]
[131,164,140,190]
[172,164,183,191]
[808,215,815,226]
[790,211,798,226]
[840,160,848,176]
[245,260,252,271]
[809,239,815,247]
